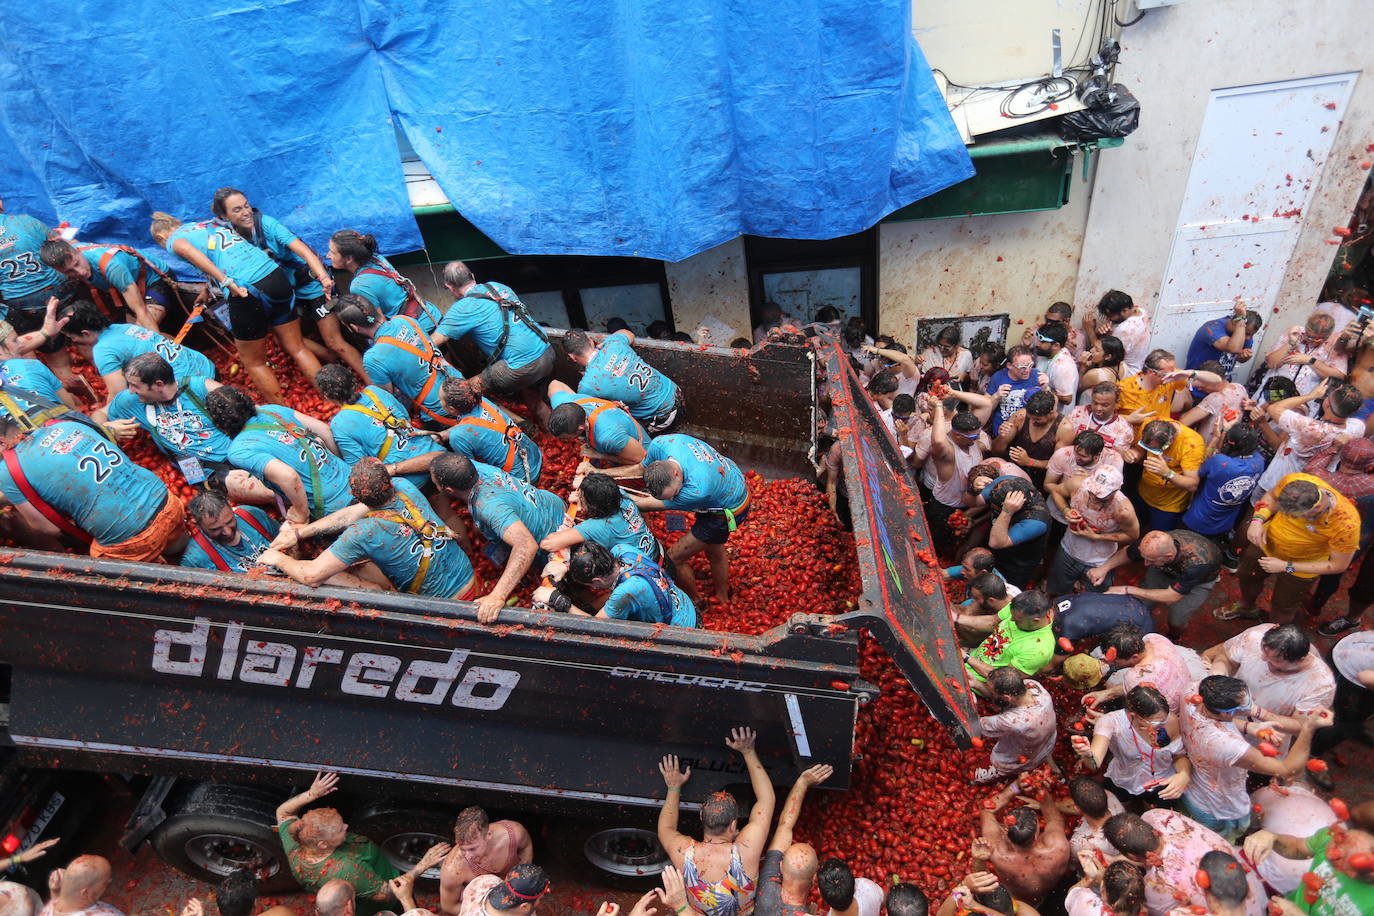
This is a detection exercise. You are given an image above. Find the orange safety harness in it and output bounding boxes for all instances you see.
[572,396,641,452]
[75,244,183,318]
[457,400,526,476]
[373,316,460,428]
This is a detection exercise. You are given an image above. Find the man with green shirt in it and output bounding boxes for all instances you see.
[1245,821,1374,916]
[958,590,1056,695]
[274,771,450,916]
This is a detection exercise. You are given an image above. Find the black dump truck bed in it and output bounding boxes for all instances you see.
[0,334,977,819]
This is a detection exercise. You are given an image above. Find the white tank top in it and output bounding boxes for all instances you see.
[922,439,983,508]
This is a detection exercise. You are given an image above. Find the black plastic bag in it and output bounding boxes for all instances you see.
[1060,85,1140,141]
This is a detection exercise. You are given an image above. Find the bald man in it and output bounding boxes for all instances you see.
[40,855,121,916]
[755,765,833,916]
[315,881,355,916]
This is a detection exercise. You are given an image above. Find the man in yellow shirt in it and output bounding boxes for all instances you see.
[1137,419,1206,533]
[1220,473,1360,625]
[1117,349,1225,448]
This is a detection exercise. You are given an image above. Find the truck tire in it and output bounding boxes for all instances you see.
[546,818,669,891]
[150,783,297,894]
[350,804,454,881]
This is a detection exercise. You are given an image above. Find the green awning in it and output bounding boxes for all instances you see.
[883,135,1122,222]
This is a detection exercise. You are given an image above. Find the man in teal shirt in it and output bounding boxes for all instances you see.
[430,453,566,625]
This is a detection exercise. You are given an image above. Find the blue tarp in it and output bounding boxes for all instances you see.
[0,0,971,263]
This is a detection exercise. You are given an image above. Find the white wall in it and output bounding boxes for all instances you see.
[913,0,1099,87]
[662,237,752,341]
[877,170,1095,348]
[1075,0,1373,353]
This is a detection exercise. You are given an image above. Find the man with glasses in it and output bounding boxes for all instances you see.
[1220,474,1360,625]
[1021,301,1081,357]
[1136,419,1206,532]
[1117,350,1224,444]
[1260,311,1349,398]
[1178,675,1324,842]
[1201,624,1335,754]
[924,400,986,554]
[983,345,1049,436]
[1033,323,1078,411]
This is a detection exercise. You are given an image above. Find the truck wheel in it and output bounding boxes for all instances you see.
[150,784,297,894]
[547,818,668,891]
[350,804,454,881]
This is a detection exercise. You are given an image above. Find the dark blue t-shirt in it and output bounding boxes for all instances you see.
[984,368,1041,435]
[1052,594,1154,641]
[1180,452,1264,536]
[1185,317,1253,380]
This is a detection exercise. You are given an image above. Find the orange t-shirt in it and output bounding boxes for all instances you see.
[1117,374,1187,442]
[1262,473,1362,575]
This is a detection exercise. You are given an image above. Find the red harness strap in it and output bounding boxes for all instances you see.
[187,508,272,572]
[357,262,429,320]
[3,447,92,544]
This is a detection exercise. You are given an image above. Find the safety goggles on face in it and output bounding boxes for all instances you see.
[1140,444,1163,456]
[1036,333,1056,344]
[1010,362,1034,371]
[1211,697,1251,715]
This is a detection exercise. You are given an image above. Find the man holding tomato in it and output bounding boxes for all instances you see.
[960,590,1055,692]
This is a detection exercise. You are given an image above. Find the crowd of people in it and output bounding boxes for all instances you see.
[4,195,1374,916]
[819,289,1374,914]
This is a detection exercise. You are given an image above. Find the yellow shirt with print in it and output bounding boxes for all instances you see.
[1262,472,1361,576]
[1117,374,1187,443]
[1138,423,1206,512]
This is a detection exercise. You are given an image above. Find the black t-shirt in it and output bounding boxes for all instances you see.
[755,849,810,916]
[1126,529,1222,594]
[1051,593,1154,641]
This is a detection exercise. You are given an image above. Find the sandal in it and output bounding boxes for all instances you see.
[1214,602,1261,622]
[1318,617,1360,637]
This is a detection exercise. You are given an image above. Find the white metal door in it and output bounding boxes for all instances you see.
[1150,73,1358,381]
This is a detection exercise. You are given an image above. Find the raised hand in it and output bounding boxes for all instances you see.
[799,764,833,787]
[308,771,339,800]
[659,755,692,788]
[725,726,757,754]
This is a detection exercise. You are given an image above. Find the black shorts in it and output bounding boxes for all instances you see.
[227,268,296,341]
[645,389,685,435]
[297,294,330,321]
[690,504,749,545]
[146,279,182,312]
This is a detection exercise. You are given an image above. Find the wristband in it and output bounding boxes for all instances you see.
[667,787,681,793]
[675,906,689,914]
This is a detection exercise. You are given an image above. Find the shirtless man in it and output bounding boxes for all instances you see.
[977,782,1070,906]
[439,808,534,915]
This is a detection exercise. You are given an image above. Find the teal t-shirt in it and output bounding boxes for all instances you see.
[573,492,662,562]
[362,316,462,421]
[0,213,63,300]
[446,398,543,484]
[0,420,167,544]
[227,406,353,517]
[167,220,276,286]
[434,281,549,369]
[0,358,65,413]
[92,324,216,380]
[330,479,474,597]
[230,213,323,298]
[549,389,647,457]
[604,545,696,627]
[578,333,678,419]
[469,462,566,544]
[642,434,748,513]
[108,377,230,463]
[330,386,444,490]
[181,506,278,573]
[350,256,438,328]
[78,245,173,291]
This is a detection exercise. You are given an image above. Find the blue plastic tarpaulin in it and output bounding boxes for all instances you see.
[0,0,971,263]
